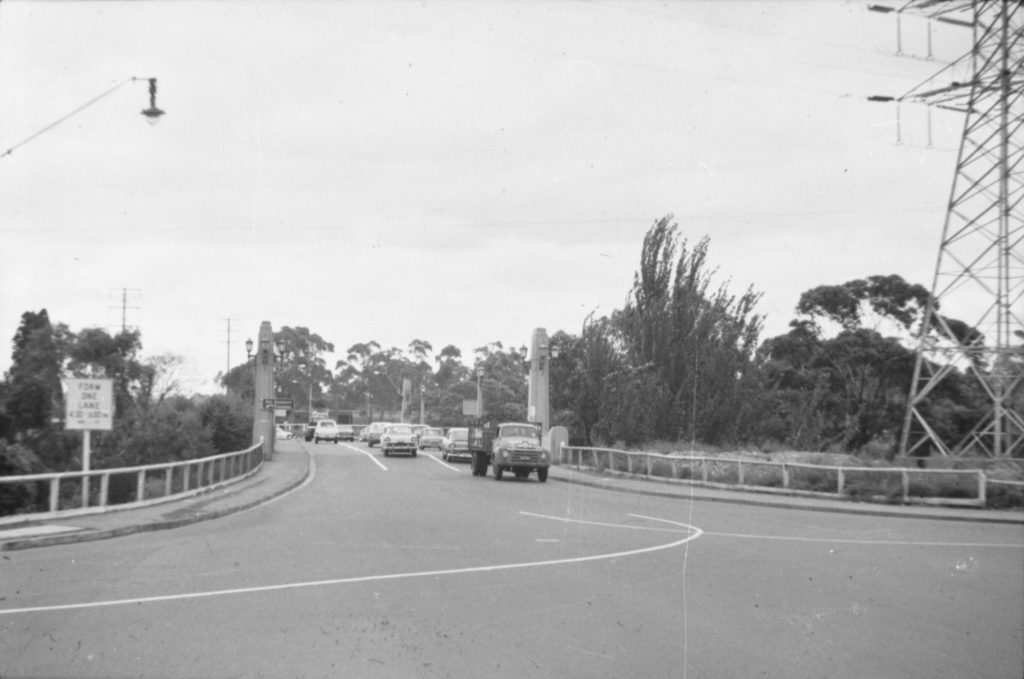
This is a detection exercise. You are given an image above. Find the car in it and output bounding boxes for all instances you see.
[364,421,393,448]
[417,426,445,451]
[381,423,418,457]
[313,419,341,444]
[275,425,294,440]
[304,421,317,442]
[442,427,470,462]
[337,424,355,442]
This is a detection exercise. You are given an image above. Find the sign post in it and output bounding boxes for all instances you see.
[64,378,114,507]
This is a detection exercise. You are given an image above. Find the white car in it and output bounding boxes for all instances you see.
[275,425,294,440]
[417,426,446,451]
[381,424,418,457]
[313,419,341,444]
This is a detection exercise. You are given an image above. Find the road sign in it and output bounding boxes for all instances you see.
[262,398,294,409]
[64,379,114,431]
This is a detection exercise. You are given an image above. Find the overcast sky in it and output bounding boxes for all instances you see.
[0,0,972,393]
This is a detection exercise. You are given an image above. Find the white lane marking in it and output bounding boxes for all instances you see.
[0,514,702,616]
[338,442,388,471]
[425,453,460,472]
[701,531,1024,549]
[520,511,690,534]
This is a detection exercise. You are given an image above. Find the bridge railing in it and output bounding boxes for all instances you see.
[0,440,265,525]
[559,445,1024,509]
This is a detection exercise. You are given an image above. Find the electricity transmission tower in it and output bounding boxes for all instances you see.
[872,1,1023,458]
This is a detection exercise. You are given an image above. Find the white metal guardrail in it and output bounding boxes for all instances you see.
[559,445,1024,509]
[0,440,265,525]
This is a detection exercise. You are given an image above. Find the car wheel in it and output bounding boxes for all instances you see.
[537,467,548,483]
[442,451,448,461]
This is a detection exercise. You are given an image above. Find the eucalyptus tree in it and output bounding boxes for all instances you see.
[756,274,981,454]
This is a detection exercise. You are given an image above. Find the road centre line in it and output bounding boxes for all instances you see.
[520,511,694,534]
[0,514,702,617]
[425,453,461,472]
[339,442,387,471]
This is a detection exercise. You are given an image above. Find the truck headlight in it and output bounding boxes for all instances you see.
[541,452,548,461]
[501,449,510,460]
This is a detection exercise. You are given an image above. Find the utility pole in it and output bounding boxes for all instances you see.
[224,318,237,392]
[108,287,140,333]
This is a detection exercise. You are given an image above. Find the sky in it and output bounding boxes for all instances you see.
[0,0,973,394]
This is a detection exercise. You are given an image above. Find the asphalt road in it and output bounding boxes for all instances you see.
[2,440,1022,679]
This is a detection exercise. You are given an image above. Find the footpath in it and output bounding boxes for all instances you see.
[2,440,1020,551]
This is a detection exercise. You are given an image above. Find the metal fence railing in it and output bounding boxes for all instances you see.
[559,445,1024,509]
[0,440,265,525]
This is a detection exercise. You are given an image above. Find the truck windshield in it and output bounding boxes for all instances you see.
[501,426,536,438]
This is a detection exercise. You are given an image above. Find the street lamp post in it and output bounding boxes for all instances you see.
[298,362,315,423]
[475,367,485,418]
[419,384,425,425]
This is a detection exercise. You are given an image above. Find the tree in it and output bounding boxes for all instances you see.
[3,310,64,435]
[548,318,624,445]
[757,276,940,453]
[796,274,931,338]
[610,216,764,446]
[472,342,530,423]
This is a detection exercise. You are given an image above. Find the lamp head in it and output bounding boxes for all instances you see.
[245,338,253,357]
[140,78,165,124]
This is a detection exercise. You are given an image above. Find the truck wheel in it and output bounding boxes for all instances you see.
[493,464,504,480]
[412,450,417,457]
[537,467,548,483]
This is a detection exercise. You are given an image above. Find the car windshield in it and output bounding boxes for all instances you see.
[424,428,443,436]
[387,426,413,434]
[501,425,536,438]
[449,429,467,441]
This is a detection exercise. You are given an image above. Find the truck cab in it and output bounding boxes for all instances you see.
[468,421,549,482]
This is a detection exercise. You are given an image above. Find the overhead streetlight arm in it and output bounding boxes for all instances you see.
[1,76,163,159]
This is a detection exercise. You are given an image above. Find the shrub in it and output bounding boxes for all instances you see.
[986,483,1024,509]
[790,466,839,493]
[842,469,904,502]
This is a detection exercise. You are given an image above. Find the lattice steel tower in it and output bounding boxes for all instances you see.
[873,1,1023,458]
